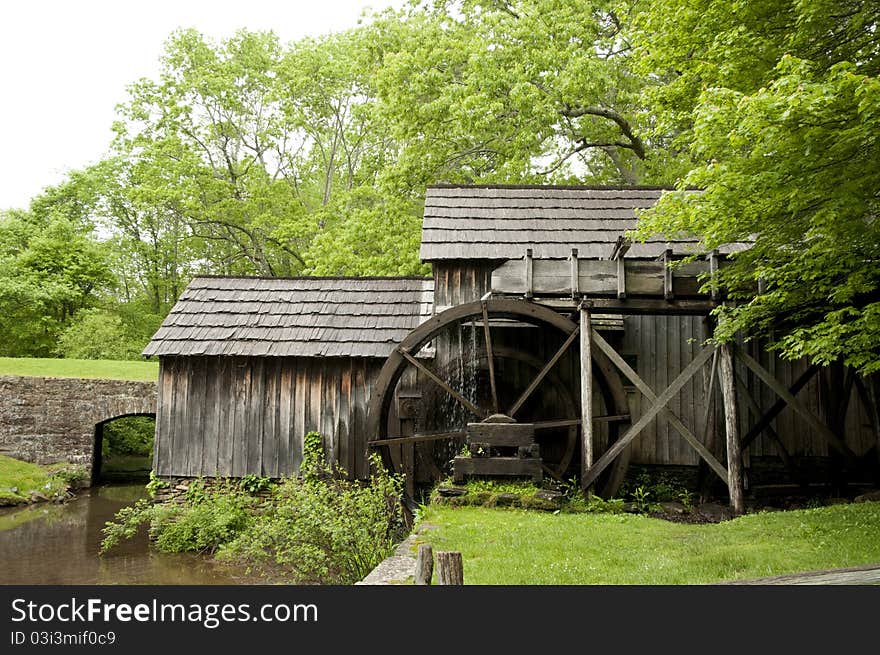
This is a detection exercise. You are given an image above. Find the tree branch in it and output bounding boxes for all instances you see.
[561,104,646,159]
[537,139,635,176]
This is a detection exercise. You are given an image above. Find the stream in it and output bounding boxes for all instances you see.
[0,484,263,585]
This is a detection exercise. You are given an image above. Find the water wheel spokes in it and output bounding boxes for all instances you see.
[367,298,631,497]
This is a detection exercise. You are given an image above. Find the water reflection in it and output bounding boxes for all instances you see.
[0,484,264,585]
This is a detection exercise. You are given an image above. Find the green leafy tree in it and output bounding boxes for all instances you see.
[56,308,146,360]
[303,188,428,276]
[0,191,115,356]
[633,0,880,373]
[372,0,662,187]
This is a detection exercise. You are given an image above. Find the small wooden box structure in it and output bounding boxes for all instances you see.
[453,422,542,483]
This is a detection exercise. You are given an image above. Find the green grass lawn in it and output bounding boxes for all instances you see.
[0,454,72,505]
[418,503,880,584]
[0,357,158,381]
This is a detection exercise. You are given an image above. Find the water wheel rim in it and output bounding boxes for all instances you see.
[367,298,631,497]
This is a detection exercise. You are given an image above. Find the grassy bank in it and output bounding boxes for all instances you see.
[0,357,158,381]
[418,503,880,584]
[0,455,76,506]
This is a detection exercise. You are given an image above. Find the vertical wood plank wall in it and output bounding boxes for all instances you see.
[436,262,876,467]
[618,315,875,465]
[155,262,876,480]
[155,356,382,479]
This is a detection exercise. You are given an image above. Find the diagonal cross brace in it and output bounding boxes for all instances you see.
[741,364,818,449]
[590,329,728,483]
[583,339,717,489]
[736,349,856,462]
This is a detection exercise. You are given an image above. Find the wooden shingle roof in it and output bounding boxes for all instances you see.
[420,185,749,261]
[143,276,434,358]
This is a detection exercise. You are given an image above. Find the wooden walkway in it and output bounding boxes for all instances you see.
[727,562,880,585]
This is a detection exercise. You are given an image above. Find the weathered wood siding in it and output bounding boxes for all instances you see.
[736,341,875,460]
[619,315,876,465]
[436,262,876,468]
[620,315,713,466]
[433,261,496,308]
[154,356,382,480]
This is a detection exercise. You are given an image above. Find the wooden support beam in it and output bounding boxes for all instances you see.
[467,422,534,447]
[734,369,803,486]
[582,342,715,489]
[718,343,745,515]
[453,456,543,482]
[699,349,718,446]
[741,364,819,449]
[617,257,626,299]
[525,248,534,299]
[591,329,728,482]
[532,415,630,430]
[737,349,857,461]
[580,306,594,488]
[576,298,716,315]
[853,376,880,466]
[570,248,579,299]
[480,300,499,414]
[508,326,580,418]
[663,247,674,300]
[707,250,720,301]
[401,416,416,498]
[610,236,631,261]
[369,430,467,447]
[398,348,486,419]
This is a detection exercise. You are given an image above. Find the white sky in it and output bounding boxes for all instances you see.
[0,0,405,211]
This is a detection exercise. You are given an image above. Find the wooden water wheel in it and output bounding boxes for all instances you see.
[366,298,631,497]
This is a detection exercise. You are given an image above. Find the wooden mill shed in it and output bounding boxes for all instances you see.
[146,184,879,497]
[415,185,877,486]
[143,276,432,480]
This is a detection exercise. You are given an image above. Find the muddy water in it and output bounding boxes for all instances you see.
[0,484,262,585]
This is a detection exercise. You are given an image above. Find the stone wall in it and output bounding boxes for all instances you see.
[0,376,157,479]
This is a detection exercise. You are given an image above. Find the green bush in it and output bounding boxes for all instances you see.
[218,432,405,583]
[101,432,405,584]
[57,309,147,360]
[100,479,257,554]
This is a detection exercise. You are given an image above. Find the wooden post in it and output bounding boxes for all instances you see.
[718,343,744,515]
[708,250,720,301]
[662,247,673,300]
[414,544,433,585]
[436,551,463,585]
[580,305,594,491]
[525,248,534,299]
[570,248,579,299]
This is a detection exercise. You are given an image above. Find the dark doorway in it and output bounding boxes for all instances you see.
[91,413,156,485]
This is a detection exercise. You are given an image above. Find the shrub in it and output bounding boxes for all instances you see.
[100,480,257,554]
[218,433,405,583]
[101,432,405,584]
[57,309,146,360]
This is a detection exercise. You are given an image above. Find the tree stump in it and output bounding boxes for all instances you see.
[414,544,433,585]
[436,551,464,585]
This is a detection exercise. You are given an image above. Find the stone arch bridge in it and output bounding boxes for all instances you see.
[0,376,157,483]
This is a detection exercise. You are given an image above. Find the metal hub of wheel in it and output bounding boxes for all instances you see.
[366,298,631,497]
